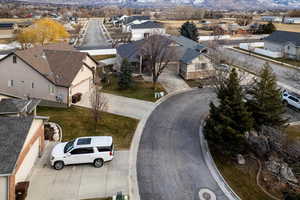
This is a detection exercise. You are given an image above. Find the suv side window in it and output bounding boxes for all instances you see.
[97,146,111,152]
[288,96,299,102]
[70,147,94,155]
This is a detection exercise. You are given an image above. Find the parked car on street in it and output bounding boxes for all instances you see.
[282,90,300,110]
[50,136,114,170]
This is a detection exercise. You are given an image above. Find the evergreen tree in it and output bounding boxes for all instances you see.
[247,63,287,130]
[204,68,253,154]
[118,59,133,90]
[179,21,199,41]
[264,22,276,34]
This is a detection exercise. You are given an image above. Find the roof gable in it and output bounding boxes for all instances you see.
[264,31,300,46]
[11,43,89,88]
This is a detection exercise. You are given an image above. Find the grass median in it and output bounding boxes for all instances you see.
[38,106,139,150]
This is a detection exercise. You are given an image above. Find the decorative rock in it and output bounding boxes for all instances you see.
[237,154,246,165]
[52,132,60,141]
[280,163,298,184]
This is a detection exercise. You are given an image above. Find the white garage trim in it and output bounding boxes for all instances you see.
[15,138,40,183]
[0,176,8,200]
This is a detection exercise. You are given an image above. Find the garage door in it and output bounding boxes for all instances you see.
[0,176,8,200]
[15,138,40,183]
[71,78,90,96]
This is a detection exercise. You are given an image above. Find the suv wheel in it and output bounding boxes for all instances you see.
[54,161,64,170]
[94,159,104,168]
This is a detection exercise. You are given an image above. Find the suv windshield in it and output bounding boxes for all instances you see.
[64,140,75,153]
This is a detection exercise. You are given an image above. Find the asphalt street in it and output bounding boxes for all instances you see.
[81,19,109,47]
[223,48,300,91]
[137,89,229,200]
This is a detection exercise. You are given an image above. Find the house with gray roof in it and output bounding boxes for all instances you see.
[116,35,214,80]
[130,21,166,41]
[0,115,47,200]
[0,43,98,106]
[0,98,40,116]
[264,31,300,60]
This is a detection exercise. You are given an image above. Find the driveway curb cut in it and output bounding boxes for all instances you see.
[199,120,241,200]
[128,88,197,200]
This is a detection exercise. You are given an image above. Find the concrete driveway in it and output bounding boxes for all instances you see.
[76,92,155,120]
[137,89,229,200]
[27,142,129,200]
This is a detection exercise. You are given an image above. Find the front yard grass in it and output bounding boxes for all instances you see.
[38,106,139,149]
[212,151,272,200]
[102,75,166,102]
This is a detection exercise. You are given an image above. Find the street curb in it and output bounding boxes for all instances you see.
[199,120,241,200]
[128,88,197,200]
[228,47,300,71]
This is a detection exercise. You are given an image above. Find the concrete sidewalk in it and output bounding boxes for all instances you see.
[76,92,155,120]
[27,142,129,200]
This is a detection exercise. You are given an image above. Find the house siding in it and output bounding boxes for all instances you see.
[0,54,69,103]
[264,41,283,52]
[180,55,214,80]
[131,28,166,41]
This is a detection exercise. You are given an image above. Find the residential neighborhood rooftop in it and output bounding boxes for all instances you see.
[0,98,40,115]
[6,43,93,87]
[131,21,164,29]
[264,30,300,46]
[0,116,34,175]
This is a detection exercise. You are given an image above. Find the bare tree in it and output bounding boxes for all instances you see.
[140,35,176,89]
[90,87,108,131]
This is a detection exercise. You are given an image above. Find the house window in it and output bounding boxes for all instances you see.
[195,63,207,71]
[32,82,34,89]
[13,55,17,64]
[49,85,55,94]
[8,80,13,87]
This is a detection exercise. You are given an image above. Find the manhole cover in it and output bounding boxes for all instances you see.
[198,188,216,200]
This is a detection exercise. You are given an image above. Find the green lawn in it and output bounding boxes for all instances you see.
[212,151,272,200]
[285,125,300,141]
[234,47,300,68]
[102,75,166,102]
[38,106,139,149]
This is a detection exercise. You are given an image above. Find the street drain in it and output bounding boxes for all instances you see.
[198,188,216,200]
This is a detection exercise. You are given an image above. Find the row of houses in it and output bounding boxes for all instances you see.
[261,16,300,24]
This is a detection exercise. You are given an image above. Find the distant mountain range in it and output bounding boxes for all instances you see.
[11,0,300,9]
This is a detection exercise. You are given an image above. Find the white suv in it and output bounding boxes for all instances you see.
[282,90,300,110]
[50,136,114,170]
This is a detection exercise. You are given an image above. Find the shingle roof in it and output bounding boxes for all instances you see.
[180,48,202,64]
[0,98,40,115]
[124,16,150,25]
[169,35,205,51]
[117,35,206,63]
[131,21,164,29]
[264,31,300,46]
[14,43,90,87]
[0,116,33,175]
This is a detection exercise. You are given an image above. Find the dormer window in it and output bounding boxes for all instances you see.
[13,55,17,63]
